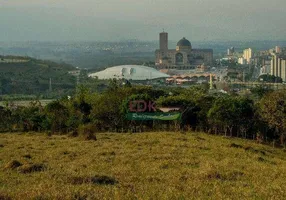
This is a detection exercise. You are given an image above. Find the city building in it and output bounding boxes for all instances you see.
[155,32,213,70]
[275,46,281,54]
[227,47,235,56]
[89,65,169,81]
[238,57,246,65]
[271,54,286,81]
[243,48,253,64]
[260,65,271,75]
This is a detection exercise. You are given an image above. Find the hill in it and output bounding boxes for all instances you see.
[0,132,286,199]
[0,55,77,96]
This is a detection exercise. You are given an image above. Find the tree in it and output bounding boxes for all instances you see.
[90,86,130,132]
[251,85,273,99]
[259,90,286,145]
[234,97,255,138]
[45,101,69,133]
[0,106,12,131]
[195,95,217,132]
[207,96,237,136]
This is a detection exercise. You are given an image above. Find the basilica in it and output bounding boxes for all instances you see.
[155,32,213,70]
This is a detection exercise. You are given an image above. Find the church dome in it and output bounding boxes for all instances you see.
[177,37,191,47]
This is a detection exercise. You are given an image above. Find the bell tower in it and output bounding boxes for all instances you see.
[159,31,168,51]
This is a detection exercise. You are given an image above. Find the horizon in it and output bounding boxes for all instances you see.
[0,0,286,42]
[1,39,286,43]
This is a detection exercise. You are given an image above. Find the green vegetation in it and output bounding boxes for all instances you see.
[1,61,286,199]
[1,132,286,199]
[1,80,286,146]
[0,55,76,96]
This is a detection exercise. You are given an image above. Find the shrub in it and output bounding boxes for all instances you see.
[68,130,79,137]
[78,124,97,141]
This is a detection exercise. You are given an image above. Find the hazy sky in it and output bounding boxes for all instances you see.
[0,0,285,42]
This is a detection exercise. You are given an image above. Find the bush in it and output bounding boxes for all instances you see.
[68,130,79,137]
[78,124,97,141]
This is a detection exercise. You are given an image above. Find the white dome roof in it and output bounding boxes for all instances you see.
[89,65,169,80]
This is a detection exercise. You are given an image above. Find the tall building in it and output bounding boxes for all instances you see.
[275,46,281,53]
[227,47,235,56]
[271,54,286,81]
[155,32,213,70]
[238,57,246,65]
[160,32,168,51]
[243,48,253,64]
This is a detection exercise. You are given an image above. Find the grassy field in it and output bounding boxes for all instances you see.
[0,132,286,199]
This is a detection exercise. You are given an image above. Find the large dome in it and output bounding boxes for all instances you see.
[177,37,191,47]
[89,65,169,81]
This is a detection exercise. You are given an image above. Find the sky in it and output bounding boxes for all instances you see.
[0,0,285,42]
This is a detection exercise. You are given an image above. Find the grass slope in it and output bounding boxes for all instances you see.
[0,132,286,199]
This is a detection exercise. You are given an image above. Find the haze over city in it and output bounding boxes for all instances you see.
[1,0,286,42]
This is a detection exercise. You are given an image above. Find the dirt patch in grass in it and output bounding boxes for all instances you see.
[83,133,97,141]
[147,177,161,183]
[206,171,224,180]
[22,154,32,159]
[0,193,12,200]
[160,164,170,169]
[0,144,4,148]
[4,160,22,170]
[198,147,211,151]
[71,192,89,200]
[18,163,47,174]
[98,151,116,156]
[244,146,266,155]
[257,156,276,165]
[258,157,266,162]
[32,195,50,200]
[228,171,245,180]
[100,136,111,140]
[68,175,118,185]
[177,137,188,142]
[230,144,267,155]
[205,170,244,181]
[230,143,243,148]
[196,136,206,141]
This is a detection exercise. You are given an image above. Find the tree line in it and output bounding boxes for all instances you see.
[0,80,285,146]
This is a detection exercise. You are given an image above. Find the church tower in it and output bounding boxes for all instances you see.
[159,32,168,51]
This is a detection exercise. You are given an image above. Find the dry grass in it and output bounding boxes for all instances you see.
[0,132,286,199]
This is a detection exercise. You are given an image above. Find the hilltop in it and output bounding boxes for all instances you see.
[0,55,77,96]
[0,132,285,199]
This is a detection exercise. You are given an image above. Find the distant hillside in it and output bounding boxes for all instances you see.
[0,55,77,96]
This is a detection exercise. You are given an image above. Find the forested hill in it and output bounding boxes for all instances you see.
[0,55,77,96]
